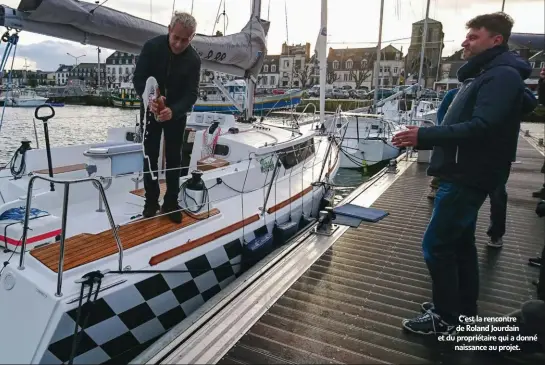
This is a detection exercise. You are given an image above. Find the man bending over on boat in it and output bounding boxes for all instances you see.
[391,12,535,336]
[133,11,201,223]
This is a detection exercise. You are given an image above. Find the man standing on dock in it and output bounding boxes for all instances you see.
[133,11,201,223]
[392,12,535,335]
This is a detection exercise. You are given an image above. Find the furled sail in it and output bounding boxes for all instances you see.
[0,0,269,77]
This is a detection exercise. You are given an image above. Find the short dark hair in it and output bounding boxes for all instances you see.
[466,12,514,45]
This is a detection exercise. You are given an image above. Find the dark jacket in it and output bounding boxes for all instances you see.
[133,35,201,121]
[436,88,459,125]
[539,78,545,106]
[417,46,535,192]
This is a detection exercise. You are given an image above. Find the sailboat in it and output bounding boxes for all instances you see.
[0,1,341,364]
[323,0,405,168]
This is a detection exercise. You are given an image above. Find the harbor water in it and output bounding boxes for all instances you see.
[0,105,367,200]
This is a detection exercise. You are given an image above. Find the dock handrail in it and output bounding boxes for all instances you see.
[17,175,123,297]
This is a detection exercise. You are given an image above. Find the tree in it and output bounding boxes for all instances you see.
[326,69,338,84]
[349,57,374,88]
[293,62,313,88]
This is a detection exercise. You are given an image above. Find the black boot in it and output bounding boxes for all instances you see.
[161,200,182,224]
[532,188,545,199]
[143,201,160,218]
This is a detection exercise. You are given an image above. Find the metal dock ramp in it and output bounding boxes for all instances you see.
[137,136,544,365]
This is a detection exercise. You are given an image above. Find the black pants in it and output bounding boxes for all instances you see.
[487,167,511,240]
[143,111,187,206]
[487,183,508,240]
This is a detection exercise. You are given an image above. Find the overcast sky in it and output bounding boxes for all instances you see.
[2,0,544,71]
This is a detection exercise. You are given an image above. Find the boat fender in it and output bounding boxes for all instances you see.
[273,220,298,247]
[228,127,239,134]
[241,232,274,272]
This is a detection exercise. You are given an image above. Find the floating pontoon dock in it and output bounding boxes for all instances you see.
[134,134,545,365]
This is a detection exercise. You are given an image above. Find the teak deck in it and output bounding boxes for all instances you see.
[33,163,87,175]
[130,179,166,199]
[30,208,220,272]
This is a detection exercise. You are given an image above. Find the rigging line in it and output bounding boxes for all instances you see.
[89,0,110,14]
[212,0,223,35]
[284,0,289,45]
[267,0,271,20]
[191,0,194,15]
[171,0,176,18]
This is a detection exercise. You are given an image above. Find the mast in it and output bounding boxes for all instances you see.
[373,0,385,107]
[319,0,327,124]
[417,0,431,88]
[245,0,262,120]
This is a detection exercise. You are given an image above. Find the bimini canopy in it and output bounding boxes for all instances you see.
[0,0,269,77]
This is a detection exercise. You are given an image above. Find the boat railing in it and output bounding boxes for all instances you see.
[17,175,123,297]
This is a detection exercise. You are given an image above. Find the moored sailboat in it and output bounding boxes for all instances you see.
[0,1,341,364]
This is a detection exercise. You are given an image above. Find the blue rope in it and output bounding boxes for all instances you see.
[0,33,19,135]
[0,207,49,221]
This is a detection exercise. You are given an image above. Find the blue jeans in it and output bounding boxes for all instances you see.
[487,184,507,240]
[422,181,488,322]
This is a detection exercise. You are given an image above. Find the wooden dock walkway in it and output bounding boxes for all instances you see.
[218,136,545,364]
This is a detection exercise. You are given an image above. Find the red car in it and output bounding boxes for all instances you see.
[272,89,285,95]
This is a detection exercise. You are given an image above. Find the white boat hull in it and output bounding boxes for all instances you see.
[0,115,340,364]
[5,97,48,107]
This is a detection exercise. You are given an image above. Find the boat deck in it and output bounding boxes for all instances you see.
[217,136,544,364]
[30,209,220,272]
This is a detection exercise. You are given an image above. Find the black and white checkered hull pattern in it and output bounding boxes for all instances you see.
[40,238,244,365]
[38,199,319,364]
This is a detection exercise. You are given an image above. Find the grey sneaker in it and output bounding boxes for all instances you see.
[487,237,503,248]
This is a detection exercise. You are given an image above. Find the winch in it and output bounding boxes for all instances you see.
[180,170,208,213]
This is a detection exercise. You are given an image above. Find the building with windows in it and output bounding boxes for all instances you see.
[105,51,138,89]
[259,55,279,89]
[55,64,73,86]
[278,42,311,88]
[404,18,444,87]
[327,45,404,89]
[69,63,106,87]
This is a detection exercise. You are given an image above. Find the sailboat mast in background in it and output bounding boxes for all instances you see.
[373,0,385,107]
[319,0,327,124]
[417,0,431,89]
[244,0,262,120]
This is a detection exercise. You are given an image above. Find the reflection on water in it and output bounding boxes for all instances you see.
[0,105,370,194]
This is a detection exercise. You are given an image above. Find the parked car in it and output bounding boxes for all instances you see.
[366,88,395,100]
[349,89,367,99]
[272,89,285,95]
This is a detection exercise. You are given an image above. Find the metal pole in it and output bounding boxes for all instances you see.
[319,0,327,125]
[56,183,70,297]
[94,181,124,271]
[501,0,506,11]
[18,176,36,270]
[373,0,385,107]
[418,0,431,88]
[244,0,262,120]
[97,47,101,88]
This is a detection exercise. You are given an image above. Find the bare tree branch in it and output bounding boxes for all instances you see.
[293,59,314,88]
[349,56,374,88]
[326,68,339,84]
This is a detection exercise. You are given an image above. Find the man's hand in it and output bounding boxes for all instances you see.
[157,107,173,122]
[540,68,545,80]
[149,96,164,114]
[392,126,420,147]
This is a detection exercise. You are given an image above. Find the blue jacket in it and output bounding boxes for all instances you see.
[417,45,537,192]
[436,88,459,125]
